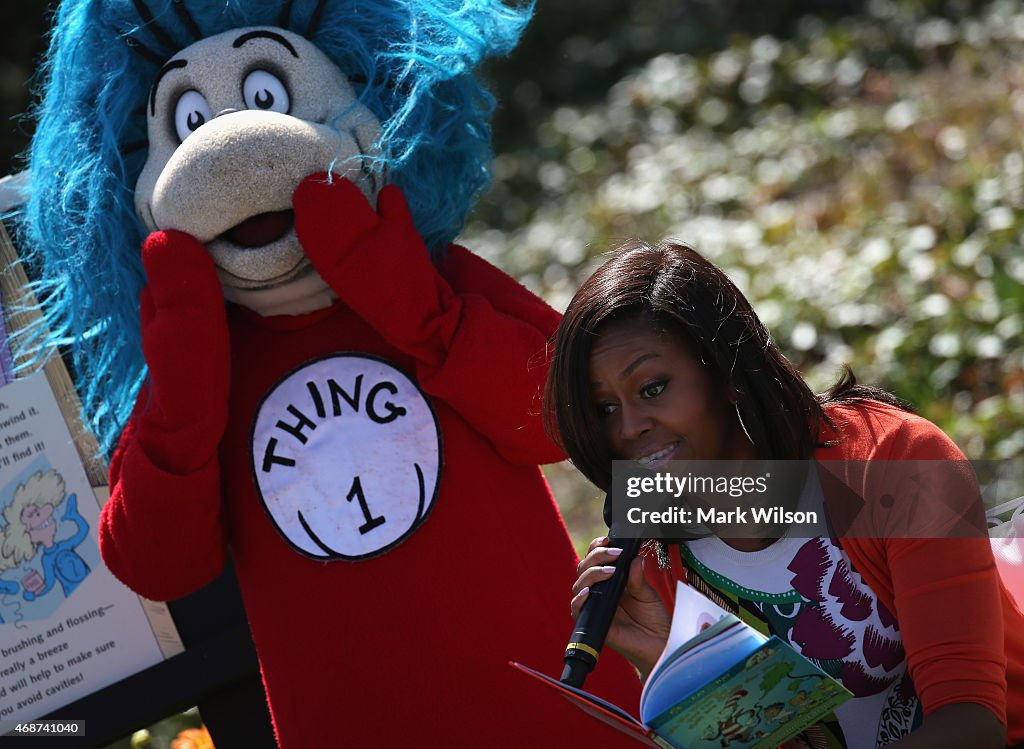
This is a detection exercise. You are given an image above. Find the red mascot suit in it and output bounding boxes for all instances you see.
[23,0,640,746]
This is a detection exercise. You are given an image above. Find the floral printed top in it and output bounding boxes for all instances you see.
[680,532,920,748]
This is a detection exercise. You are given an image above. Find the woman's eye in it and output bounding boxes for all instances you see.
[173,90,213,142]
[596,402,618,418]
[640,381,666,399]
[243,70,290,113]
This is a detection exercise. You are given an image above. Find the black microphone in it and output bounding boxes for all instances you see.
[560,495,642,688]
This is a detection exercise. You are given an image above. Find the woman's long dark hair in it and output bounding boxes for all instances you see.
[543,240,909,491]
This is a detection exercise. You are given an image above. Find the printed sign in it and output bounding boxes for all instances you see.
[0,372,182,723]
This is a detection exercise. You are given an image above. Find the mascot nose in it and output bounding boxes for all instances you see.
[150,110,353,242]
[215,107,241,118]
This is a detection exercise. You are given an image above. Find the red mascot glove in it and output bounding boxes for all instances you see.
[134,229,230,475]
[292,173,386,266]
[291,172,564,466]
[292,173,455,365]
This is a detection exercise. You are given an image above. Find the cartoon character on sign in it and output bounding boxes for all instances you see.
[22,1,640,746]
[0,471,90,601]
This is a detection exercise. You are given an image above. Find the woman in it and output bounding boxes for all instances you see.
[545,239,1024,748]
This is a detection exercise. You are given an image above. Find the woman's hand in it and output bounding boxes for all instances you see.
[571,536,672,680]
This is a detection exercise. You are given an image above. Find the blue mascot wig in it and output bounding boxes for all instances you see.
[20,0,531,453]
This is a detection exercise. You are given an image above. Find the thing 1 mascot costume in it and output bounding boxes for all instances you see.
[22,1,640,745]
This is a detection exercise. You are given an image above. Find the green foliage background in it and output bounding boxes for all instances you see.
[464,0,1024,549]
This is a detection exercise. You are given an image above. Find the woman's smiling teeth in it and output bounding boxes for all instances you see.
[636,442,680,465]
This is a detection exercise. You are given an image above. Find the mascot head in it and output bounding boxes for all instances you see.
[20,0,531,451]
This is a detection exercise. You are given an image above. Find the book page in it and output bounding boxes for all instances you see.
[0,215,184,723]
[641,581,763,721]
[0,221,105,488]
[509,662,661,748]
[648,638,851,749]
[0,372,180,723]
[642,624,765,724]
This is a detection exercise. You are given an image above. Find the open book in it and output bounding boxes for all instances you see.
[514,581,851,749]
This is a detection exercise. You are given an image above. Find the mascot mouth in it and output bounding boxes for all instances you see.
[220,209,295,247]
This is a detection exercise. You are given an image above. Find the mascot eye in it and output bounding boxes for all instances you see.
[174,90,213,143]
[243,70,290,114]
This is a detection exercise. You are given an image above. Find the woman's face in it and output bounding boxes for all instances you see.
[589,316,752,466]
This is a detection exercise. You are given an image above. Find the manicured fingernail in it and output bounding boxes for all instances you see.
[579,587,589,596]
[606,547,623,556]
[601,565,618,574]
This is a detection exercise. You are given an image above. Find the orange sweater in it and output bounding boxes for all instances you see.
[648,401,1024,745]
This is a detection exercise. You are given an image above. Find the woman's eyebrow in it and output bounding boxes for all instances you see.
[620,353,661,379]
[590,353,663,390]
[150,59,188,115]
[232,30,299,58]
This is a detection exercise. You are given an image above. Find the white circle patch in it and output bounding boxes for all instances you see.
[251,354,441,560]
